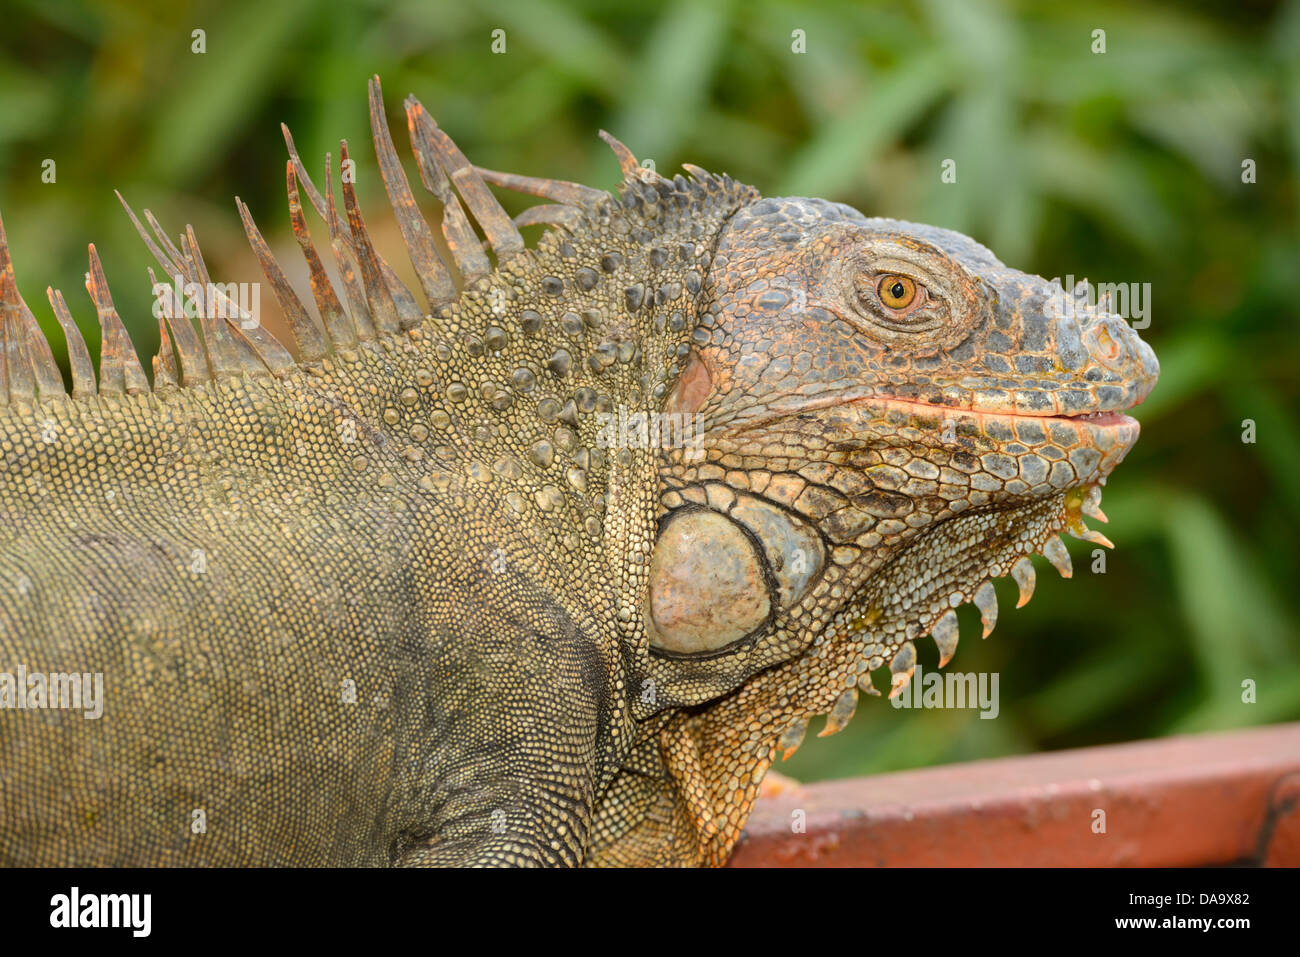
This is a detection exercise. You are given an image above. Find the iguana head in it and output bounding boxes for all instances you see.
[629,192,1157,860]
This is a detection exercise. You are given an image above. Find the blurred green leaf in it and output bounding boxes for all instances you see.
[145,0,314,182]
[613,0,732,162]
[780,46,950,196]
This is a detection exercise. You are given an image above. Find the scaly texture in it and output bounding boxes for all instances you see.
[0,78,1157,867]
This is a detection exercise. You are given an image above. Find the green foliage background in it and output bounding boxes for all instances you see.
[1,0,1296,780]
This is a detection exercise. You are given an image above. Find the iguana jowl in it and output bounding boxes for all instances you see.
[0,77,1158,867]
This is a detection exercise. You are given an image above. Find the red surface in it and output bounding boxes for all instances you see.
[729,723,1300,867]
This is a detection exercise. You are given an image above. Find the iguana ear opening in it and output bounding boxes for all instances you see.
[665,350,712,416]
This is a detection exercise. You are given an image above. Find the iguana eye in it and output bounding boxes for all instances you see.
[878,274,918,309]
[846,259,944,336]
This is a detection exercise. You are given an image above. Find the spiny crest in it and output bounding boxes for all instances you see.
[0,207,65,403]
[0,74,736,407]
[773,483,1115,763]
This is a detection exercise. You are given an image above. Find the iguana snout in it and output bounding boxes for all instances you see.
[674,196,1158,429]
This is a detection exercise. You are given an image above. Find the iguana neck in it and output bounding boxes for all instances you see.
[296,171,758,515]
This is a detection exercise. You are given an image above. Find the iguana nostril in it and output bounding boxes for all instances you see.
[1098,328,1120,360]
[1084,318,1128,369]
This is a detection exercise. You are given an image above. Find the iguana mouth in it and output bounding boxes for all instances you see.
[862,393,1141,426]
[861,394,1141,453]
[721,388,1144,440]
[816,393,1143,490]
[1060,410,1134,425]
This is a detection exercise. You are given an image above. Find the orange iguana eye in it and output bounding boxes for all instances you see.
[878,274,917,309]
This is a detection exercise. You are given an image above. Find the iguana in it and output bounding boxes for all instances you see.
[0,77,1157,867]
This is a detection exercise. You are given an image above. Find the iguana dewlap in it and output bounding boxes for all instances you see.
[0,77,1157,866]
